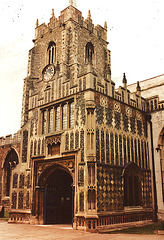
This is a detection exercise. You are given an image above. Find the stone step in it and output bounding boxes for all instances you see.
[97,220,153,233]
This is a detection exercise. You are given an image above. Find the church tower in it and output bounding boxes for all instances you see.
[4,2,153,231]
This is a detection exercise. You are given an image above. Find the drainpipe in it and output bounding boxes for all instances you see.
[147,115,158,222]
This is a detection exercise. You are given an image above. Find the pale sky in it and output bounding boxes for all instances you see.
[0,0,164,137]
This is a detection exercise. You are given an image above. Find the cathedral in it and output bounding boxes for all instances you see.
[0,1,163,232]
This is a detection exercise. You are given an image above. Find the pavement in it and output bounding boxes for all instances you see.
[0,220,163,240]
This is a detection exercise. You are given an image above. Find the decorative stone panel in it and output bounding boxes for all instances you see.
[110,132,114,165]
[105,108,113,128]
[83,77,86,90]
[123,135,127,165]
[41,138,45,155]
[19,173,24,189]
[38,139,41,155]
[26,174,30,188]
[130,117,136,134]
[138,139,141,167]
[75,131,79,149]
[18,191,24,209]
[26,191,30,209]
[142,141,145,168]
[122,114,129,132]
[106,131,109,163]
[11,191,17,209]
[96,128,100,162]
[13,173,18,188]
[80,130,84,162]
[22,130,28,163]
[95,105,104,125]
[137,120,142,136]
[76,93,86,126]
[79,192,84,211]
[115,133,118,165]
[97,166,123,212]
[65,133,69,151]
[131,138,134,162]
[101,130,105,163]
[127,137,130,163]
[115,112,121,130]
[142,171,152,208]
[143,121,148,137]
[78,166,84,186]
[135,139,137,164]
[119,134,123,166]
[30,119,34,137]
[34,140,37,156]
[70,132,74,150]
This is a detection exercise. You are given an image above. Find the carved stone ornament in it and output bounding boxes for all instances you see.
[36,159,75,185]
[100,96,107,107]
[114,101,120,112]
[46,135,61,145]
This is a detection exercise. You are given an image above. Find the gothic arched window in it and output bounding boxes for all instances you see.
[47,42,56,64]
[88,189,96,210]
[124,163,142,207]
[3,149,19,197]
[85,42,94,63]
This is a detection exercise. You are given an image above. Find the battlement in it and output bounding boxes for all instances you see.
[146,96,164,112]
[0,131,21,146]
[35,5,107,42]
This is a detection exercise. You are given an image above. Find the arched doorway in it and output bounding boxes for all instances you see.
[3,149,18,197]
[124,163,142,207]
[44,168,73,224]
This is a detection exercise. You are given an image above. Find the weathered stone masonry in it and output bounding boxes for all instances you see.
[0,2,155,231]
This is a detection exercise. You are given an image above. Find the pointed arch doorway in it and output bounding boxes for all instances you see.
[43,168,73,224]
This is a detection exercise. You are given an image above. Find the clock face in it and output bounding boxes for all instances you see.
[43,65,55,81]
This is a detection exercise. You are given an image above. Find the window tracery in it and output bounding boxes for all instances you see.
[47,42,56,64]
[85,42,94,63]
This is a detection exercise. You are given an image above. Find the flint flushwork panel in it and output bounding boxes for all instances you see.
[22,130,28,163]
[97,166,123,212]
[18,191,24,209]
[13,173,18,188]
[19,173,24,189]
[79,192,84,211]
[80,130,84,162]
[12,191,17,209]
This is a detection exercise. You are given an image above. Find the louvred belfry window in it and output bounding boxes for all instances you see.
[48,42,56,64]
[85,42,94,63]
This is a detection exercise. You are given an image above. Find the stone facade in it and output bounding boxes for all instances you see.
[128,75,164,221]
[0,3,156,232]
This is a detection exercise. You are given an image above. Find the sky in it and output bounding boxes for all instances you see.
[0,0,164,137]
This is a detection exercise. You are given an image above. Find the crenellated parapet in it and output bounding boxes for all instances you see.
[146,96,164,112]
[34,5,107,43]
[0,132,21,147]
